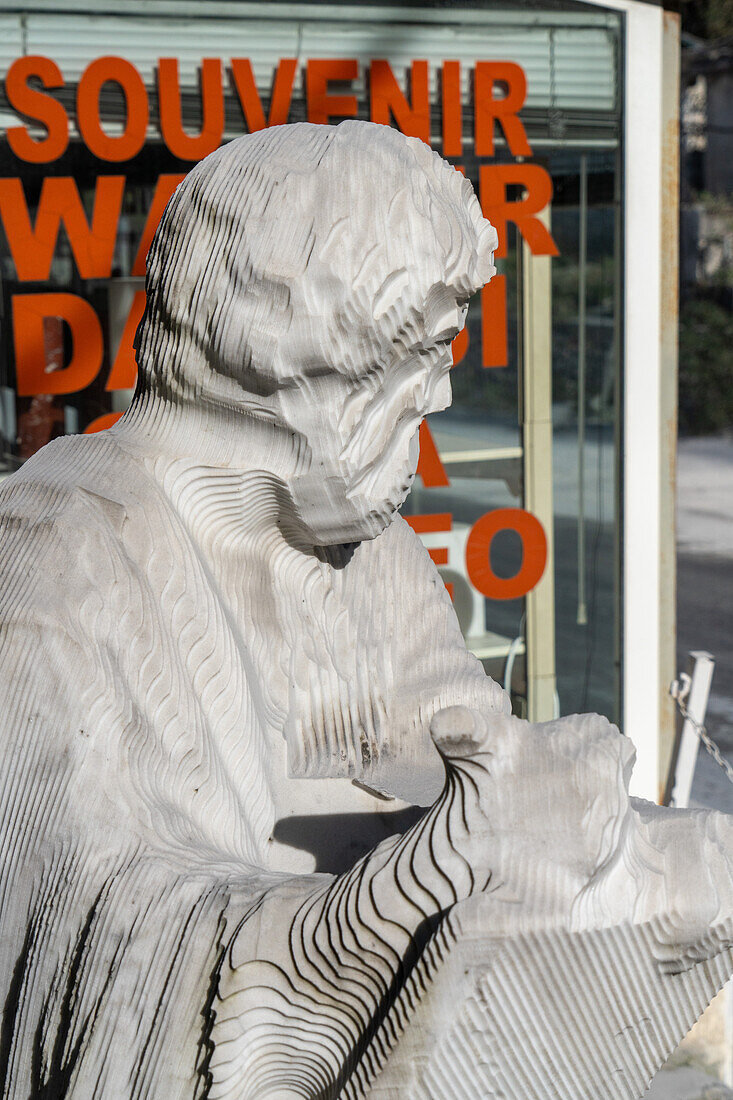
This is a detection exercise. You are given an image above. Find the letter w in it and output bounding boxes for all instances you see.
[0,176,125,281]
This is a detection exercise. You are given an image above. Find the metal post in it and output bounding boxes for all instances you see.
[666,650,731,1089]
[668,651,715,809]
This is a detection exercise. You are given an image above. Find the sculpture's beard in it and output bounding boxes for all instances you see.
[384,425,421,515]
[341,422,421,542]
[348,422,421,516]
[284,420,422,547]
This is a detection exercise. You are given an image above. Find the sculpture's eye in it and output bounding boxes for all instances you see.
[434,327,460,350]
[435,337,456,352]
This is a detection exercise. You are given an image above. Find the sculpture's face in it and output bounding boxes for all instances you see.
[135,122,495,533]
[278,282,468,546]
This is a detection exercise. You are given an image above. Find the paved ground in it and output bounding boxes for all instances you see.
[647,1067,733,1100]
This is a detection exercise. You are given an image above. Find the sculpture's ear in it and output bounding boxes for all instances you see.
[430,705,489,760]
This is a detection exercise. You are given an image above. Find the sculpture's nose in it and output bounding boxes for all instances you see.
[430,370,452,414]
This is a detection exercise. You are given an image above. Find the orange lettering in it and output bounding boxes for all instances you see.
[13,293,103,396]
[416,421,450,488]
[5,56,68,163]
[451,325,468,367]
[230,58,297,130]
[0,175,125,281]
[479,164,559,259]
[481,275,508,367]
[474,61,532,158]
[306,59,358,124]
[85,411,124,433]
[441,61,462,157]
[370,60,429,144]
[131,174,186,276]
[77,57,148,162]
[405,513,452,535]
[158,58,224,160]
[107,289,146,391]
[466,508,547,600]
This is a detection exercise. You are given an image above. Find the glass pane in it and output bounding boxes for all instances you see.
[549,150,621,721]
[0,0,624,727]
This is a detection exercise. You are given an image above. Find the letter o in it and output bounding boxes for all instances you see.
[466,508,547,600]
[77,57,148,162]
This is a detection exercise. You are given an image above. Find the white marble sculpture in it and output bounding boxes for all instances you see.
[0,120,730,1099]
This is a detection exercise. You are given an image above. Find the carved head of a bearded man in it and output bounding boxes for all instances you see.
[132,120,497,544]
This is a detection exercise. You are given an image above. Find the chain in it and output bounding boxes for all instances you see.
[674,695,733,787]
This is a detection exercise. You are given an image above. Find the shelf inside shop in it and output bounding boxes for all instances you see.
[439,446,523,465]
[467,631,525,661]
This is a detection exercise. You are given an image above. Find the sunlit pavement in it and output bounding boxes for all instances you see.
[646,1066,733,1099]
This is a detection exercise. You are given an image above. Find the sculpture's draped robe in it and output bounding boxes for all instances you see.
[0,430,507,1098]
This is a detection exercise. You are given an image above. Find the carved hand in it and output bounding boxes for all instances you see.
[209,703,500,1099]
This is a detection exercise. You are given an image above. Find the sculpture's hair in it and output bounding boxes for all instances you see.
[134,121,496,411]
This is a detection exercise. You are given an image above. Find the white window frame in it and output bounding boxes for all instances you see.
[581,0,679,800]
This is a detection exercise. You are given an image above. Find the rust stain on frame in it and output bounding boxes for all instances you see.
[658,9,681,801]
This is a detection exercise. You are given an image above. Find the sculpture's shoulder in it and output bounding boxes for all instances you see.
[342,514,464,652]
[0,436,146,758]
[0,434,144,620]
[365,512,447,571]
[0,434,131,542]
[345,513,455,608]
